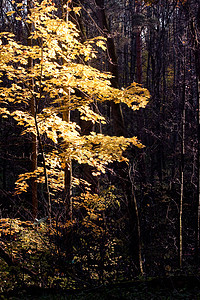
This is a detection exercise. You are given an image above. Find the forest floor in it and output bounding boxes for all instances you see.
[1,276,200,300]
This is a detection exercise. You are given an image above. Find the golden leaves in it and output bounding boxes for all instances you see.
[0,108,10,117]
[6,11,15,16]
[79,105,106,124]
[73,6,81,15]
[0,0,150,198]
[96,40,107,51]
[0,217,53,262]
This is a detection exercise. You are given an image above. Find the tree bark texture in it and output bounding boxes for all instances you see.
[27,0,38,220]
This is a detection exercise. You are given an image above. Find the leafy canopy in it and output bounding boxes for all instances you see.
[0,0,150,196]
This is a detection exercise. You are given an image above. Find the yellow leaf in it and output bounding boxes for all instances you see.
[73,6,81,15]
[96,40,107,51]
[6,11,15,16]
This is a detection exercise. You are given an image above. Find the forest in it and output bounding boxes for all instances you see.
[0,0,200,298]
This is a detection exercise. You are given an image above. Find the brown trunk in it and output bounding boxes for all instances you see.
[136,32,142,84]
[191,3,200,265]
[196,6,200,266]
[31,110,38,220]
[135,0,142,84]
[179,52,186,268]
[63,3,73,219]
[63,102,72,220]
[27,0,37,220]
[79,116,98,193]
[197,80,200,260]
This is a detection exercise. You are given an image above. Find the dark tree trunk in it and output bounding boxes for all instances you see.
[27,0,38,220]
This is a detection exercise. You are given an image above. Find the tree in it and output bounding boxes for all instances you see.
[189,0,200,264]
[0,0,149,219]
[0,0,150,286]
[27,0,38,220]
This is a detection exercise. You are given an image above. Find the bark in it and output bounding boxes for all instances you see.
[179,49,186,268]
[190,1,200,265]
[129,166,144,274]
[63,94,72,220]
[197,80,200,262]
[196,5,200,266]
[28,1,52,221]
[27,0,38,220]
[136,32,142,84]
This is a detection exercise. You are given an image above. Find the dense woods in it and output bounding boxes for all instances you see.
[0,0,200,298]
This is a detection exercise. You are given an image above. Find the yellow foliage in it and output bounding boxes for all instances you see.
[0,0,150,197]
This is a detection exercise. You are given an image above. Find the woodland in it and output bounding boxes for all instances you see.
[0,0,200,298]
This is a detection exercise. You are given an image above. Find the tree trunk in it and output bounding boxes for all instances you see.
[197,80,200,263]
[196,5,200,267]
[63,2,73,220]
[27,0,37,220]
[63,97,72,220]
[192,2,200,265]
[179,53,186,268]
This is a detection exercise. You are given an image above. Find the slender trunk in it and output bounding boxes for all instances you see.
[180,110,185,269]
[63,2,72,220]
[27,0,37,220]
[197,80,200,262]
[182,0,200,266]
[136,32,142,84]
[63,94,72,220]
[195,4,200,265]
[135,0,142,84]
[180,60,186,268]
[39,42,51,222]
[34,112,51,222]
[28,3,51,221]
[129,166,144,274]
[31,92,38,221]
[60,3,73,265]
[64,161,72,220]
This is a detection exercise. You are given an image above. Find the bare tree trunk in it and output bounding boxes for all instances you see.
[179,111,185,268]
[190,2,200,265]
[27,0,37,220]
[62,2,73,220]
[179,55,186,268]
[197,80,200,262]
[196,6,200,266]
[63,96,72,220]
[28,1,52,221]
[135,0,142,84]
[129,166,144,274]
[136,32,142,84]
